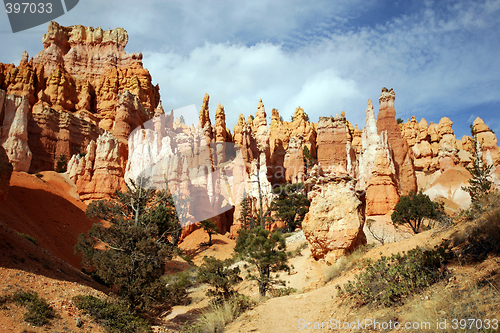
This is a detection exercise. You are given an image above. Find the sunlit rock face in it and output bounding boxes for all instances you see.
[376,87,418,197]
[303,171,366,264]
[0,21,158,175]
[357,99,399,216]
[4,20,498,241]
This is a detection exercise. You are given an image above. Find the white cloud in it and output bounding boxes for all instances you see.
[1,0,499,137]
[140,0,500,136]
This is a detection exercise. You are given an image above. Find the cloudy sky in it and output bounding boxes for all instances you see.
[1,0,499,138]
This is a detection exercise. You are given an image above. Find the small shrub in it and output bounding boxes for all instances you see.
[12,291,57,326]
[0,295,10,309]
[337,244,451,307]
[197,256,242,303]
[72,295,150,333]
[55,154,68,173]
[163,270,194,306]
[182,296,254,333]
[269,287,297,297]
[452,207,500,263]
[288,242,308,258]
[179,252,194,264]
[391,191,443,234]
[18,233,38,245]
[35,172,43,179]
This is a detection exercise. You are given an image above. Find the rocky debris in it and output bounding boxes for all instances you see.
[302,172,366,264]
[357,100,399,216]
[0,145,13,201]
[377,88,417,195]
[285,230,306,246]
[0,92,32,171]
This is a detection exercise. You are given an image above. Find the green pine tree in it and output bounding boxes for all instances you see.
[200,219,218,246]
[75,178,181,314]
[269,183,310,232]
[235,226,290,296]
[197,256,242,303]
[55,154,68,173]
[391,191,442,234]
[462,124,494,206]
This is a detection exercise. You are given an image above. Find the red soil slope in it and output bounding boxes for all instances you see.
[0,171,95,268]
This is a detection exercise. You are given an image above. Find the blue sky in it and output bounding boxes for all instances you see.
[1,0,499,139]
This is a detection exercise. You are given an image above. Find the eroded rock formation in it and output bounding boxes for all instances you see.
[302,170,366,264]
[358,100,399,216]
[0,21,159,199]
[0,92,32,171]
[377,88,418,196]
[67,131,127,202]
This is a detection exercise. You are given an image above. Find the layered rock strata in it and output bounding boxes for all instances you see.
[0,21,159,199]
[377,88,418,195]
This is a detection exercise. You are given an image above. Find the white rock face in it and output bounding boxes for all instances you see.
[356,99,396,191]
[124,112,247,228]
[0,92,32,172]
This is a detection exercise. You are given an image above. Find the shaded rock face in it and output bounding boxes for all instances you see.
[268,106,316,184]
[28,105,103,172]
[377,88,418,196]
[302,172,366,264]
[0,145,13,201]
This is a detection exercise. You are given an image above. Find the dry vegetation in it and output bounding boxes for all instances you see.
[0,172,499,332]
